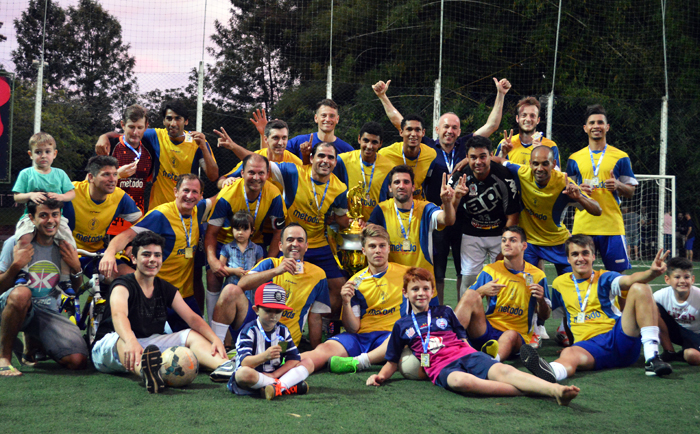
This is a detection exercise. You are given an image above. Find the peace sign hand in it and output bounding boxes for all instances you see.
[500,129,514,156]
[453,174,469,201]
[440,172,455,204]
[214,127,237,151]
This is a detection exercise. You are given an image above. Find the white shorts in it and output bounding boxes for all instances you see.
[91,329,191,373]
[460,234,501,276]
[15,215,76,248]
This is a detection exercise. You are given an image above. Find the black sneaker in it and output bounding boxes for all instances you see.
[645,353,673,377]
[519,344,556,383]
[210,360,235,383]
[660,350,684,363]
[141,345,165,393]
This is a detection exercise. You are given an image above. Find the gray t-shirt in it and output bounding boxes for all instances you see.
[0,236,62,302]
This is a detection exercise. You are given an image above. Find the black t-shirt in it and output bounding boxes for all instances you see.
[95,274,179,342]
[687,219,695,238]
[449,162,521,237]
[423,134,472,206]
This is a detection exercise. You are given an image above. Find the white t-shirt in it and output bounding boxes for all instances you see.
[654,286,700,333]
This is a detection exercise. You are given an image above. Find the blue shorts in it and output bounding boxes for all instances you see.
[80,250,126,276]
[435,352,499,389]
[228,376,258,396]
[591,235,631,272]
[686,237,695,251]
[468,319,525,358]
[523,243,571,275]
[329,331,390,357]
[574,318,642,370]
[304,245,346,279]
[166,295,202,333]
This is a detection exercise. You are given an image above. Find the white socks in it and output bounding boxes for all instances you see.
[279,365,310,389]
[550,362,568,381]
[205,290,221,326]
[252,373,276,389]
[640,326,661,361]
[211,320,229,344]
[354,353,371,371]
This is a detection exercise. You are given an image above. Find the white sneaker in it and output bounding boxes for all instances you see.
[210,360,235,383]
[537,324,550,340]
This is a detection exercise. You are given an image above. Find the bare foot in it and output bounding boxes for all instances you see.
[555,385,580,406]
[0,359,23,377]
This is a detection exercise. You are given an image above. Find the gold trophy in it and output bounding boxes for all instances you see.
[328,181,367,276]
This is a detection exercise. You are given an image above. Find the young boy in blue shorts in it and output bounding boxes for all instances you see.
[218,210,264,303]
[366,267,580,406]
[227,282,315,400]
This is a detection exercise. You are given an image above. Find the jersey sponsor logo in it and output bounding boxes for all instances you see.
[119,178,144,189]
[75,233,105,244]
[89,218,98,230]
[171,156,178,166]
[427,336,444,353]
[436,318,448,329]
[405,327,416,338]
[282,310,296,319]
[292,209,321,224]
[582,310,602,321]
[524,207,547,221]
[463,184,505,214]
[366,307,396,316]
[161,169,179,181]
[361,197,377,207]
[470,220,501,230]
[390,242,417,253]
[497,304,524,316]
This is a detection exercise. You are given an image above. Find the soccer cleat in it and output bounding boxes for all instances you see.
[328,356,359,373]
[528,331,542,349]
[554,323,571,347]
[210,360,235,382]
[140,345,165,394]
[660,350,684,363]
[264,379,309,400]
[645,353,673,377]
[480,340,500,359]
[520,344,556,383]
[226,347,237,360]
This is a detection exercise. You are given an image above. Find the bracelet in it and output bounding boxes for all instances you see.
[70,270,83,279]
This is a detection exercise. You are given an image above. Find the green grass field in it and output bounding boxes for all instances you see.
[1,261,699,433]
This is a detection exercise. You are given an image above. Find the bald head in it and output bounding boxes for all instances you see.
[436,112,461,147]
[531,145,555,163]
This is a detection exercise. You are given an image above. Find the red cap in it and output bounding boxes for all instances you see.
[254,282,293,311]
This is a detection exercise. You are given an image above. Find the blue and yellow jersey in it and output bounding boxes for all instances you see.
[143,128,216,209]
[208,179,286,245]
[551,270,625,342]
[269,163,348,249]
[225,148,303,193]
[470,260,549,342]
[66,181,141,252]
[333,150,393,221]
[131,201,205,299]
[368,199,443,273]
[565,145,637,236]
[347,263,410,334]
[505,162,582,246]
[248,257,331,345]
[378,142,437,199]
[496,134,560,168]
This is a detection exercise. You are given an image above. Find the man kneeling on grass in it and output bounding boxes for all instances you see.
[91,232,228,393]
[366,267,580,406]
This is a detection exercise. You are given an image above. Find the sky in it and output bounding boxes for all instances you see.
[0,0,234,91]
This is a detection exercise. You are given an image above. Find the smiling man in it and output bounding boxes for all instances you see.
[287,99,354,162]
[100,174,207,332]
[565,105,637,273]
[520,235,672,382]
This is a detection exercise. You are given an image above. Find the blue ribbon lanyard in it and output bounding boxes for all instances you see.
[393,200,414,242]
[121,136,142,160]
[310,174,330,217]
[178,210,193,248]
[353,265,388,286]
[410,309,431,353]
[245,191,262,233]
[588,144,607,178]
[256,319,278,344]
[441,147,455,173]
[360,159,376,197]
[402,148,421,168]
[571,271,595,313]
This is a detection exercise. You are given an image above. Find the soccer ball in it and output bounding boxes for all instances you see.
[159,346,199,387]
[398,347,428,381]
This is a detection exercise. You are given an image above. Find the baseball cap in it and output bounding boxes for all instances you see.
[254,282,293,310]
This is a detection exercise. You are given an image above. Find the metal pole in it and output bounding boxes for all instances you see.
[34,0,50,133]
[196,0,208,132]
[672,176,676,256]
[326,0,334,99]
[433,0,445,141]
[547,0,563,140]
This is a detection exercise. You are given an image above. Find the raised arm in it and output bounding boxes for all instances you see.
[372,80,403,132]
[193,131,219,182]
[95,131,120,156]
[473,78,511,138]
[562,175,602,216]
[249,109,269,149]
[618,249,669,291]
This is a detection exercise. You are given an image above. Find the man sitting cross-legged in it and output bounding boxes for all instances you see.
[91,231,228,393]
[520,235,673,382]
[301,224,414,373]
[454,226,550,362]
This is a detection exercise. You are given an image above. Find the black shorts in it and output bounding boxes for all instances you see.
[657,303,700,351]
